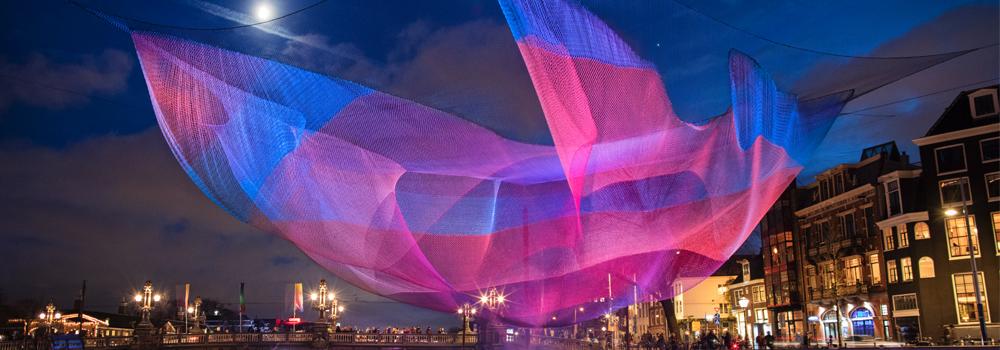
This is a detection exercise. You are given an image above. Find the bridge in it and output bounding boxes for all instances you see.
[0,333,599,350]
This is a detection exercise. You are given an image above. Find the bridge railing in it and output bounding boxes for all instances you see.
[84,336,133,348]
[1,333,479,349]
[158,332,478,346]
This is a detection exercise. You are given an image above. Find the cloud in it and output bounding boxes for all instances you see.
[800,4,999,179]
[0,130,456,326]
[275,20,549,144]
[0,49,132,111]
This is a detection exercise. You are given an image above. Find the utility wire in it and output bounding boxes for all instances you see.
[670,0,999,60]
[68,0,330,31]
[0,73,150,112]
[840,78,999,116]
[4,72,994,120]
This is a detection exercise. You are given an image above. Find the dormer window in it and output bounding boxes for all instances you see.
[969,89,999,119]
[741,260,751,282]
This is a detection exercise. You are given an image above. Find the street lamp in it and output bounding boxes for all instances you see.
[574,307,584,339]
[478,288,505,310]
[738,297,751,347]
[190,297,203,334]
[457,304,476,349]
[133,280,159,334]
[37,302,59,335]
[944,179,988,344]
[310,279,340,332]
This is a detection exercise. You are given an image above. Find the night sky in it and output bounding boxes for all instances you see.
[1,0,997,327]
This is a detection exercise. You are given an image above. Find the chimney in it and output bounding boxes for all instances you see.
[900,151,910,165]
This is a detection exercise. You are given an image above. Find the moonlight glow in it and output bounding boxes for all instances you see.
[254,3,273,21]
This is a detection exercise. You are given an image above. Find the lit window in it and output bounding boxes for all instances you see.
[913,222,930,240]
[945,216,980,259]
[918,257,935,278]
[883,228,894,250]
[939,178,972,207]
[754,308,769,323]
[752,285,766,303]
[742,261,751,282]
[844,257,862,285]
[897,225,909,248]
[986,172,1000,201]
[993,213,1000,252]
[900,257,913,282]
[952,273,990,324]
[935,145,966,175]
[981,138,999,163]
[885,180,902,217]
[822,263,836,289]
[868,254,881,284]
[887,260,898,284]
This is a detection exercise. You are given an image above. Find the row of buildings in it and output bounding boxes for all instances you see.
[626,86,999,345]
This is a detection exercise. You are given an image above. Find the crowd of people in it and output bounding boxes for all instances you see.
[631,330,776,350]
[352,326,450,335]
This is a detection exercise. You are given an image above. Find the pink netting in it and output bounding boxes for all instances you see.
[131,0,843,326]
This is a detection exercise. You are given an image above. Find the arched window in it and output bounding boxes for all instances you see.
[918,257,935,278]
[914,222,930,240]
[822,310,839,322]
[850,307,875,336]
[850,307,873,319]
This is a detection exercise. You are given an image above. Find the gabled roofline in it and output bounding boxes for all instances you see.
[922,85,999,138]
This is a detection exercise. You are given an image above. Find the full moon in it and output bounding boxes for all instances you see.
[254,3,273,20]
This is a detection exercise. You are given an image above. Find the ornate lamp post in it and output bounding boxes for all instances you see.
[37,302,61,335]
[133,280,161,335]
[310,279,340,332]
[476,288,506,345]
[457,303,476,349]
[574,307,584,339]
[188,297,203,334]
[738,297,751,347]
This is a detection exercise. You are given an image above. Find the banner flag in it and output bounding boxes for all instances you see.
[239,282,246,313]
[293,283,303,312]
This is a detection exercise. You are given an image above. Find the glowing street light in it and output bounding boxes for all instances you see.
[738,297,750,309]
[133,280,160,334]
[457,303,476,349]
[310,279,342,328]
[477,288,506,311]
[36,302,59,335]
[189,297,203,334]
[944,178,988,344]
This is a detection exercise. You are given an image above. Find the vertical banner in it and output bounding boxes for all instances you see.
[239,282,246,313]
[184,283,190,310]
[293,283,303,312]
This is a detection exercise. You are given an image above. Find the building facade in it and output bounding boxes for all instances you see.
[758,184,805,341]
[726,257,766,345]
[891,85,1000,341]
[797,141,915,344]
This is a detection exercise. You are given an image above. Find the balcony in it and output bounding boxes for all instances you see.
[837,283,868,296]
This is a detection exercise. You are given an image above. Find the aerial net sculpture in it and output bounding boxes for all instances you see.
[129,0,845,326]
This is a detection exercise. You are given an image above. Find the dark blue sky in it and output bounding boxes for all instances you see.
[1,0,997,327]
